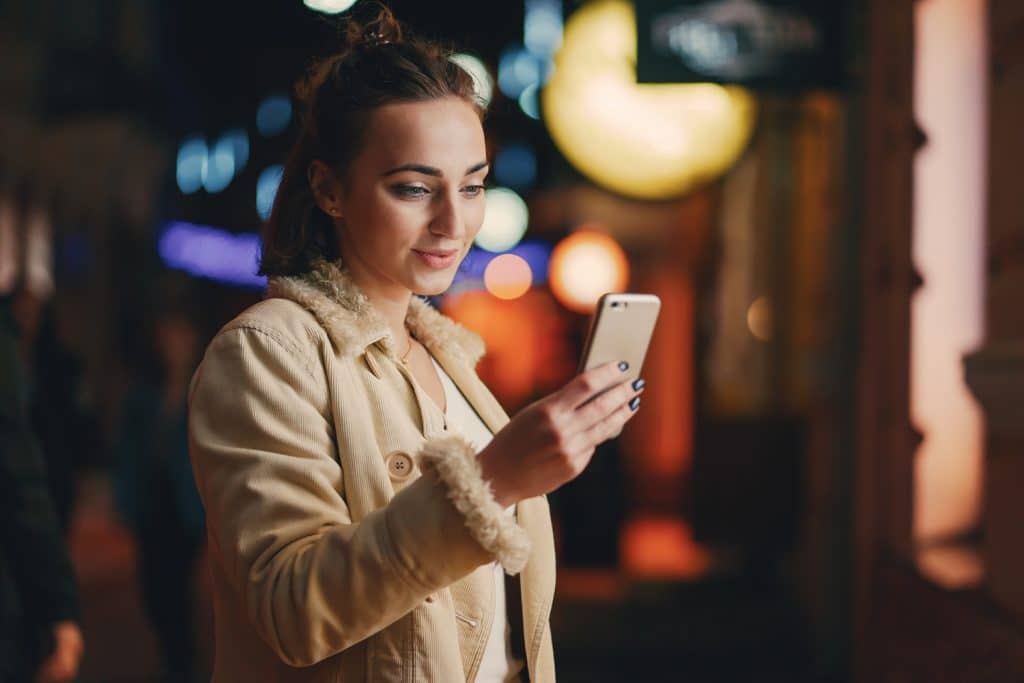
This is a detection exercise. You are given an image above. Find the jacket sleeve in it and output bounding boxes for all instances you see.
[187,324,529,667]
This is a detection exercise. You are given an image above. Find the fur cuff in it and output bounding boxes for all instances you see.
[416,433,532,575]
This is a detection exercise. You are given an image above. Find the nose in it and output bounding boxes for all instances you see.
[429,189,466,240]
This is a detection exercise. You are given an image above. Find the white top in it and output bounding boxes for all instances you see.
[430,355,526,683]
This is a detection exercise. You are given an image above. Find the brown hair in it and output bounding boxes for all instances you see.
[258,3,485,277]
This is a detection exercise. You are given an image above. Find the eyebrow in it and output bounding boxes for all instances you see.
[381,161,489,178]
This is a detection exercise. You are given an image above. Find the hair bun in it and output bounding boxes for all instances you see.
[293,3,404,113]
[347,2,404,49]
[363,30,390,46]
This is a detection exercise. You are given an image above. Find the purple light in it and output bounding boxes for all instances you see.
[158,221,266,288]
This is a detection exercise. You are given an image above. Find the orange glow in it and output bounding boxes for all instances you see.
[442,289,575,409]
[483,253,533,300]
[620,515,712,579]
[548,228,629,313]
[554,568,627,601]
[622,267,693,479]
[746,295,772,342]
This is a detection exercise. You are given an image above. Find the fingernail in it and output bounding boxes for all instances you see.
[629,396,641,410]
[632,378,645,391]
[618,361,629,372]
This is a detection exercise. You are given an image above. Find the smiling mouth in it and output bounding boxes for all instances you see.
[412,248,461,269]
[413,248,459,257]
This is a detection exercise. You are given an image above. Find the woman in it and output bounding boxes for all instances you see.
[187,7,645,682]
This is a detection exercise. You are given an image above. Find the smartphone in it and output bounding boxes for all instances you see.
[577,292,661,393]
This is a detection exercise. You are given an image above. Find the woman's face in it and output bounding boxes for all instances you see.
[323,96,489,298]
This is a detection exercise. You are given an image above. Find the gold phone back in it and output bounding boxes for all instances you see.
[578,293,662,384]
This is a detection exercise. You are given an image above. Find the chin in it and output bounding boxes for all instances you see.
[406,250,468,296]
[405,266,458,297]
[413,273,457,297]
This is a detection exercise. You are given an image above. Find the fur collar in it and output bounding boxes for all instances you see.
[265,259,485,367]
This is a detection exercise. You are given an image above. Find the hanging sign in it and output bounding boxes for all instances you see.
[636,0,845,89]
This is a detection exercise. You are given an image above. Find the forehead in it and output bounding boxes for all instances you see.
[361,98,486,171]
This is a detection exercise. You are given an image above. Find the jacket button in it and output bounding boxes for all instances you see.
[425,593,437,603]
[385,451,414,480]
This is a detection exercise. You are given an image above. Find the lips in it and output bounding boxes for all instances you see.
[413,248,460,269]
[413,248,459,257]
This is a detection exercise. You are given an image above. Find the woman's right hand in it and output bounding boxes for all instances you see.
[477,360,644,507]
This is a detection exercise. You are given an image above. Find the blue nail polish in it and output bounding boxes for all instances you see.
[632,378,645,391]
[618,361,629,371]
[629,396,641,410]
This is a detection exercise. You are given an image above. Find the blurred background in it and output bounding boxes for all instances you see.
[1,0,1022,681]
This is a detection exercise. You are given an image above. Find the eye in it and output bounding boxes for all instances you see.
[462,185,486,197]
[392,184,429,198]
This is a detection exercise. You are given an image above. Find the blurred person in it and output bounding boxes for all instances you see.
[11,284,103,534]
[187,5,645,683]
[0,293,85,682]
[113,301,205,683]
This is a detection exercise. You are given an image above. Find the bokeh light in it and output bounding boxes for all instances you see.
[484,253,533,300]
[475,187,529,253]
[176,136,207,194]
[498,45,544,99]
[158,221,265,288]
[219,129,249,174]
[549,228,629,313]
[203,129,247,193]
[256,94,293,137]
[542,0,757,199]
[524,0,564,57]
[746,295,772,341]
[256,165,284,221]
[441,288,574,409]
[450,53,494,107]
[303,0,357,15]
[518,83,541,120]
[621,515,712,579]
[450,241,551,298]
[494,143,538,190]
[203,145,233,194]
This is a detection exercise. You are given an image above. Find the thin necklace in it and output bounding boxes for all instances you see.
[400,334,414,365]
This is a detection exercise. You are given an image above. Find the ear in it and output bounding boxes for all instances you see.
[308,160,345,219]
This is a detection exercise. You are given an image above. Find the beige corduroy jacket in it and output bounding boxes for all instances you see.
[187,259,557,682]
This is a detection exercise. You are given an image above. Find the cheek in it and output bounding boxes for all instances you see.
[353,192,419,248]
[466,200,487,236]
[361,188,404,223]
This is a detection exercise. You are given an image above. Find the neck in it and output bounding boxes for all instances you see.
[342,257,413,347]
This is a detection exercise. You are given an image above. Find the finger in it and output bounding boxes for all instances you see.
[605,401,640,439]
[557,360,629,411]
[606,396,641,438]
[579,395,640,449]
[575,378,643,432]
